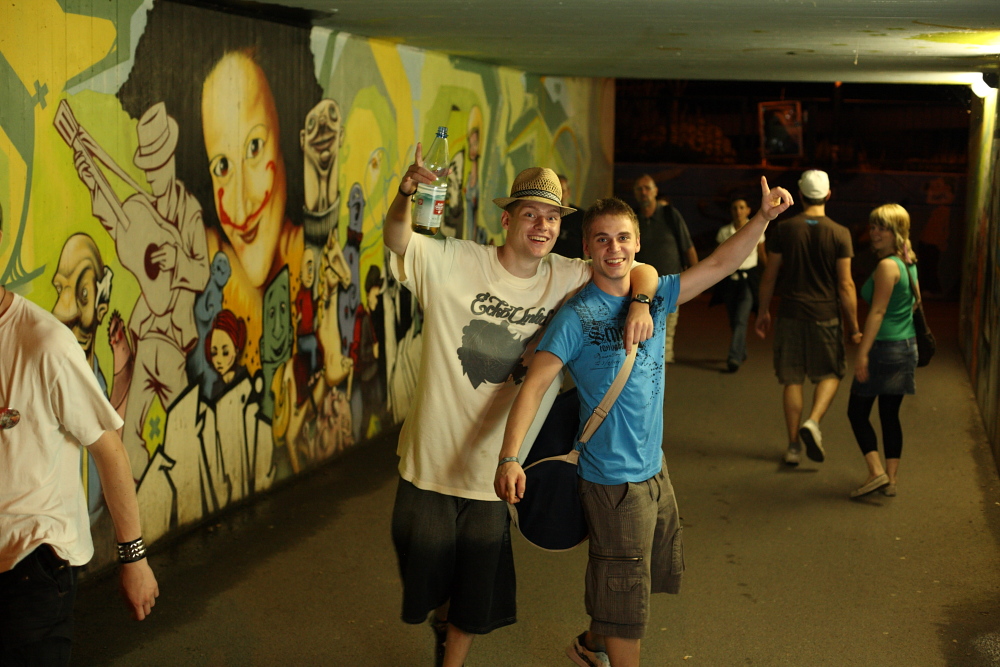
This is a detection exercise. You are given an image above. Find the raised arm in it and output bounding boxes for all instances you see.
[755,251,782,338]
[88,430,159,621]
[494,351,565,504]
[384,143,441,257]
[677,176,792,306]
[837,257,861,344]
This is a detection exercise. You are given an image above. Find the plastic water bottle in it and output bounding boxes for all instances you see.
[412,126,449,235]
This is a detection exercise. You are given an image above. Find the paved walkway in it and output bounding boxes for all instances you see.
[74,297,1000,666]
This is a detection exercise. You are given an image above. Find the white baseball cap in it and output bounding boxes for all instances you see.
[798,170,830,199]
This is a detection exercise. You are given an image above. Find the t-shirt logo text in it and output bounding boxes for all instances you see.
[471,293,552,326]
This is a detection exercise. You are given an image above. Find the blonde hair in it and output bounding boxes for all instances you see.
[869,203,916,263]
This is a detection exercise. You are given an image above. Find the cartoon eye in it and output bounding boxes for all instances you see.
[246,137,264,160]
[306,114,317,133]
[78,286,89,306]
[211,157,230,178]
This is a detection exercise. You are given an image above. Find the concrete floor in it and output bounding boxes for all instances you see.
[73,296,1000,667]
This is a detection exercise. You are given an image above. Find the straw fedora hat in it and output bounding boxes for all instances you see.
[492,167,576,215]
[133,102,179,171]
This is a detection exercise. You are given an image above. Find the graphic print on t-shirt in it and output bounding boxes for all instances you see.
[571,291,664,414]
[456,291,554,389]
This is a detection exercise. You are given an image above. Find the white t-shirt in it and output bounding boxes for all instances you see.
[0,294,123,570]
[716,223,765,272]
[391,234,592,501]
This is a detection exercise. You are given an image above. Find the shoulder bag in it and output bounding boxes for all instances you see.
[907,263,935,367]
[508,345,637,552]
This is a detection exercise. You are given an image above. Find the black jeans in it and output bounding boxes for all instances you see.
[0,545,77,666]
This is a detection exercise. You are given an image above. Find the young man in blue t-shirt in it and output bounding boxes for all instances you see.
[495,179,792,667]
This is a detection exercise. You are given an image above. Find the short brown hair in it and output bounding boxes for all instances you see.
[582,198,640,241]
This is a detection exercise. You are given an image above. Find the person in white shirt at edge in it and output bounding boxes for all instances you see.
[0,206,159,666]
[495,178,792,667]
[383,145,659,667]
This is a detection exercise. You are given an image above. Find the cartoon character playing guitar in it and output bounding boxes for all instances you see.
[58,100,210,478]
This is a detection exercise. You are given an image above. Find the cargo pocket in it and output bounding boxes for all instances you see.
[588,556,648,626]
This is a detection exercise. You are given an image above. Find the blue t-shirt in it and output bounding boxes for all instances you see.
[539,275,680,484]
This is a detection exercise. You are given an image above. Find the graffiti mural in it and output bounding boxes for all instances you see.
[0,0,614,569]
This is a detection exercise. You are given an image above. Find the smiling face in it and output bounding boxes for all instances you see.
[584,214,640,289]
[202,51,287,288]
[501,201,562,262]
[868,222,895,257]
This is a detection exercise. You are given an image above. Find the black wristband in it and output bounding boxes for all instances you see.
[399,185,415,198]
[117,537,146,564]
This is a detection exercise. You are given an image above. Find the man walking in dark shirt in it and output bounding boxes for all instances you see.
[633,174,698,364]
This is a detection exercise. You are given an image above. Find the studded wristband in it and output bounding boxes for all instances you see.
[117,537,146,564]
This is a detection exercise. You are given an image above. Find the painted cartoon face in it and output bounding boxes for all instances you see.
[202,51,287,289]
[52,235,107,356]
[210,251,232,288]
[301,247,316,289]
[302,99,342,172]
[210,328,237,377]
[261,267,293,363]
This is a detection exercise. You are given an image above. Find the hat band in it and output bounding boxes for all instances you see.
[510,188,561,205]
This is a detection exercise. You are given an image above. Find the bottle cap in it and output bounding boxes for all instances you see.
[436,126,448,138]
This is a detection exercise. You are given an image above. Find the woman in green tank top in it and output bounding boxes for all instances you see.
[847,204,920,499]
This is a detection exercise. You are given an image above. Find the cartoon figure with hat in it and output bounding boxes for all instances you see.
[61,100,210,479]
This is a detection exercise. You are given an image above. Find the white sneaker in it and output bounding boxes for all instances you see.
[799,419,825,462]
[783,444,801,466]
[566,632,610,667]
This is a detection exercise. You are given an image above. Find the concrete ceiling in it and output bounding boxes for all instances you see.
[244,0,999,87]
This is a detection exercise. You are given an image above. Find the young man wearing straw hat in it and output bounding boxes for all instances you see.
[495,180,792,667]
[383,147,658,667]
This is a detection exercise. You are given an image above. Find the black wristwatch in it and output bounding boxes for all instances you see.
[631,294,651,305]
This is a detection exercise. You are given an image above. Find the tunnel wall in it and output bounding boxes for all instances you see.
[0,0,614,571]
[961,90,1000,460]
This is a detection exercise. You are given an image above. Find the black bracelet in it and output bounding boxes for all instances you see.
[117,537,146,564]
[399,185,415,198]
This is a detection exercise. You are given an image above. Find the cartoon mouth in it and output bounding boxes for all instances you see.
[310,132,335,154]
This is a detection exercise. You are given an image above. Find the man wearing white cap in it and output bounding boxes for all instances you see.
[755,169,860,467]
[382,146,658,667]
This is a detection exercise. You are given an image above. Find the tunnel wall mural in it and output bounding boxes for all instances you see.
[961,92,1000,463]
[0,0,614,570]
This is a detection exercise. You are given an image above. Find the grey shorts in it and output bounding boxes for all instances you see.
[774,316,846,385]
[850,338,917,396]
[390,478,516,634]
[579,463,683,640]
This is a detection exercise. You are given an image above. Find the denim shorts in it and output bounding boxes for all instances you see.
[851,337,917,397]
[391,477,516,634]
[579,463,683,640]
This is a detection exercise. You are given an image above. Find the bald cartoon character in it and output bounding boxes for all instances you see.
[52,234,113,389]
[301,98,344,248]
